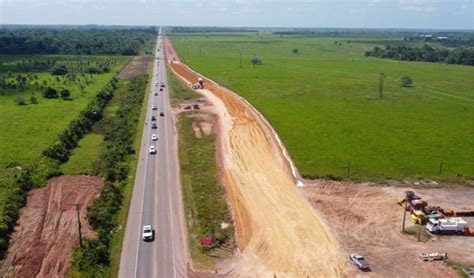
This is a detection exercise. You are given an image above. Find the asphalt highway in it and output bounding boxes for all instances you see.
[119,28,187,278]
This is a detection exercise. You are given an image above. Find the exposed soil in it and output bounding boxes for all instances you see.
[301,180,474,277]
[118,56,148,79]
[166,37,345,277]
[0,175,103,278]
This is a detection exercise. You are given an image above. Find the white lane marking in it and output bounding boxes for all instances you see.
[161,46,178,278]
[133,36,159,278]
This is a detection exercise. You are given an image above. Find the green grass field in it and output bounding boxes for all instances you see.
[171,34,474,180]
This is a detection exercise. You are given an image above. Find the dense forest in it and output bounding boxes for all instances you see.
[0,28,156,55]
[169,26,257,33]
[365,44,474,66]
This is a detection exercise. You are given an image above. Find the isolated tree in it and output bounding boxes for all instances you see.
[400,75,413,87]
[30,94,38,104]
[60,89,71,99]
[250,55,262,68]
[15,96,26,105]
[42,87,58,98]
[292,48,299,54]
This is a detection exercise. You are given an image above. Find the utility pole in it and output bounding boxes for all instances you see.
[199,45,202,56]
[74,204,83,248]
[439,160,443,176]
[379,72,385,99]
[239,52,242,68]
[401,198,407,233]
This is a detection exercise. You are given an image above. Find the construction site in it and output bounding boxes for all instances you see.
[164,36,474,277]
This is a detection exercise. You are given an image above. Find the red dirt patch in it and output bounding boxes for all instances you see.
[0,175,103,278]
[118,56,149,79]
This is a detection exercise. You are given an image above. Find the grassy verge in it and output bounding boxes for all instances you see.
[71,75,148,276]
[445,260,473,278]
[106,56,153,277]
[177,113,234,270]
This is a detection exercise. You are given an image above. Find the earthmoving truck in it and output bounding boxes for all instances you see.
[426,217,468,235]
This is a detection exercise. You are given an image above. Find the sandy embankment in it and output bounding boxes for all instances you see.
[165,37,345,277]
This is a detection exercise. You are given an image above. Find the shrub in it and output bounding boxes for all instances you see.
[60,89,71,99]
[400,75,413,87]
[42,87,58,98]
[30,95,38,104]
[15,96,26,105]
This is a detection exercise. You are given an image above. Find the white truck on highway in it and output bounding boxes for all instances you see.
[426,217,468,235]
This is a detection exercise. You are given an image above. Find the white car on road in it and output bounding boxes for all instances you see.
[142,225,154,241]
[149,145,156,154]
[151,134,158,141]
[152,105,157,110]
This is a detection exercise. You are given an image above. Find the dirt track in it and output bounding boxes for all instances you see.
[165,37,345,277]
[0,175,102,278]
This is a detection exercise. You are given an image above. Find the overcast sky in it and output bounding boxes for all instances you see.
[0,0,473,29]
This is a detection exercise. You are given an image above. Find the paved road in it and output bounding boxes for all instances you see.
[119,28,187,278]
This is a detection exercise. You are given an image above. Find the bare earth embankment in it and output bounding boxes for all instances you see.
[118,56,148,80]
[0,175,102,278]
[165,37,345,277]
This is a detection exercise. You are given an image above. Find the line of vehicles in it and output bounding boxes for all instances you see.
[143,37,166,241]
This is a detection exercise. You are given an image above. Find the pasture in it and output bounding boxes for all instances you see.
[171,34,474,180]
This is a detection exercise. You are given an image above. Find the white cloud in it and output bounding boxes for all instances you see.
[399,0,438,12]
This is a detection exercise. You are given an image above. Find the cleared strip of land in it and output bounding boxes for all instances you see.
[166,37,345,276]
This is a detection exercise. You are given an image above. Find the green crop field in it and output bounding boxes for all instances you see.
[171,33,474,180]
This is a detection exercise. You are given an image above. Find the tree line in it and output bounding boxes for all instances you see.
[365,44,474,66]
[0,28,156,55]
[72,76,148,276]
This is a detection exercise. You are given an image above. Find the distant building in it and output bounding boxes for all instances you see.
[436,36,449,40]
[419,34,433,38]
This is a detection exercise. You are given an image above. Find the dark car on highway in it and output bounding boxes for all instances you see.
[151,123,157,129]
[160,112,164,117]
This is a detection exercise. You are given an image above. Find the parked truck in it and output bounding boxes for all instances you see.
[426,217,468,235]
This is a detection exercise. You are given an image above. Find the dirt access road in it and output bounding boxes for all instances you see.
[165,37,345,277]
[0,175,102,278]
